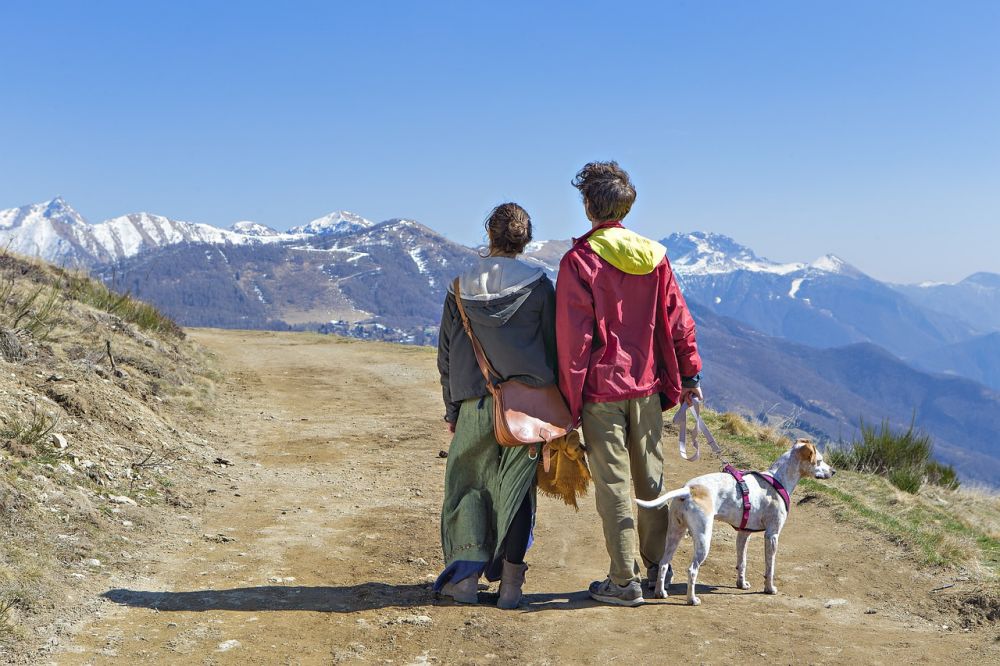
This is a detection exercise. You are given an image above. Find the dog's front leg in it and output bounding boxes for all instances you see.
[735,530,751,590]
[763,531,779,595]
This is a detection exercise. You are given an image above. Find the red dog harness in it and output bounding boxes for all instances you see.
[673,402,792,532]
[723,464,790,532]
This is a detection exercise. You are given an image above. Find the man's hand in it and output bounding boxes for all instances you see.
[446,420,456,434]
[680,386,703,406]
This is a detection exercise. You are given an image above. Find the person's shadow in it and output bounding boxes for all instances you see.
[102,582,434,613]
[102,580,719,613]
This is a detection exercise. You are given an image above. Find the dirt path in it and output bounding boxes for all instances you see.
[57,330,997,665]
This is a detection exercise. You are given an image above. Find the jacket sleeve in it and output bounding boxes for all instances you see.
[662,260,703,379]
[437,293,461,424]
[539,277,558,376]
[556,256,595,425]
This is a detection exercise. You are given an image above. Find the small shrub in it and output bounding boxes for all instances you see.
[826,445,854,471]
[0,277,64,344]
[0,407,59,455]
[833,418,960,493]
[850,419,932,476]
[888,467,923,494]
[925,460,961,490]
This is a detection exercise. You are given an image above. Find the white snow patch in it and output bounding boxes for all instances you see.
[408,247,437,287]
[810,254,847,273]
[789,278,804,299]
[289,246,369,262]
[252,283,267,304]
[409,248,429,274]
[714,296,722,304]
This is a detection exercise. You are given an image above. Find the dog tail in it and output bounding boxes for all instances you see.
[635,486,690,510]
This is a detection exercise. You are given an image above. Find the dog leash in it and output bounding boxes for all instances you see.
[674,397,725,463]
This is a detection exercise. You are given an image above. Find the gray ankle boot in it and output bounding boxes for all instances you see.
[497,560,528,610]
[440,575,479,604]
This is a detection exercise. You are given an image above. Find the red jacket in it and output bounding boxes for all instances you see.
[556,221,702,422]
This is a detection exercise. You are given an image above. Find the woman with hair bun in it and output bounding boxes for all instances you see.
[434,202,556,609]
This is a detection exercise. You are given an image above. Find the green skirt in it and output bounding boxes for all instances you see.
[439,395,537,582]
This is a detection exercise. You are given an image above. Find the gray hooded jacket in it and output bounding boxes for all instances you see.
[438,257,557,424]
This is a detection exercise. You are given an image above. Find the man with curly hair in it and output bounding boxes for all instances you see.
[556,161,703,606]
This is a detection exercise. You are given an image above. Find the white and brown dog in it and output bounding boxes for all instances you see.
[636,440,834,605]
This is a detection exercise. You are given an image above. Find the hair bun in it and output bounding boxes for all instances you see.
[508,220,527,239]
[484,202,533,255]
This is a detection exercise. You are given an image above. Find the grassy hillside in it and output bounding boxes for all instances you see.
[692,408,999,627]
[0,251,220,658]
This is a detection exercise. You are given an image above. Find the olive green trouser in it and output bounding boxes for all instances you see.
[582,395,668,586]
[440,396,537,580]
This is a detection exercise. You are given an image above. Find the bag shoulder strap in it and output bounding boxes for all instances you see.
[452,277,501,387]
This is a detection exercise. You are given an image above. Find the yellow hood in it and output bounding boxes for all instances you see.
[587,226,666,275]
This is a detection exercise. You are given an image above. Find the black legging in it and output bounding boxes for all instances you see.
[503,492,533,564]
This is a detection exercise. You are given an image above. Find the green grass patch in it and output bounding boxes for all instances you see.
[65,273,184,338]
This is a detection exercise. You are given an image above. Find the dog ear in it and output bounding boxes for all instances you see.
[804,441,818,463]
[793,439,818,464]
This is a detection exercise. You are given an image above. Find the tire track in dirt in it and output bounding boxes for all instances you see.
[57,330,998,664]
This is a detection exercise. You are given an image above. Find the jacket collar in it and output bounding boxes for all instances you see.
[573,220,623,245]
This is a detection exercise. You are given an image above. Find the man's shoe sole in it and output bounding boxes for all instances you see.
[589,591,644,607]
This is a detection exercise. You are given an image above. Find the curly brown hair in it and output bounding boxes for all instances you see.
[572,161,636,223]
[484,202,533,256]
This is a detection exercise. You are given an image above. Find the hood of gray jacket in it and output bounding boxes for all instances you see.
[447,257,546,328]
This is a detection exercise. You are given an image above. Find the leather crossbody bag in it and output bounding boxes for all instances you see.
[452,277,572,447]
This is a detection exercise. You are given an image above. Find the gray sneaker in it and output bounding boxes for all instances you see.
[588,578,644,607]
[645,564,673,590]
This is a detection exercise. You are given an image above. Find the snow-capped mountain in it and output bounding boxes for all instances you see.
[101,215,479,331]
[661,232,973,359]
[229,220,283,237]
[289,211,373,236]
[666,231,804,275]
[0,198,364,266]
[91,212,286,263]
[664,231,864,278]
[0,197,108,266]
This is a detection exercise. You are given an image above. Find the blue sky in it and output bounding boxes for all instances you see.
[1,1,997,283]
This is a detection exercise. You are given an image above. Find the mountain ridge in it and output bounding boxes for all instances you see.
[4,196,999,482]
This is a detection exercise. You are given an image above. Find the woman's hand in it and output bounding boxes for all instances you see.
[446,420,456,434]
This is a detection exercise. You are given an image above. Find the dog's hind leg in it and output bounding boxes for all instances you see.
[763,530,779,595]
[686,513,713,606]
[654,506,685,599]
[735,530,752,590]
